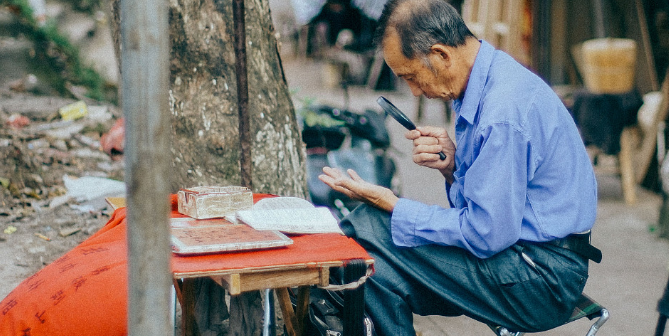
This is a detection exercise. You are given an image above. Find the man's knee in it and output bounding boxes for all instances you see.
[340,204,391,237]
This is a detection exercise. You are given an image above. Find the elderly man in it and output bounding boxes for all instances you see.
[318,0,601,335]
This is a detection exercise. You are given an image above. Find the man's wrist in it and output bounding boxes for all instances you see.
[440,168,454,184]
[371,190,399,212]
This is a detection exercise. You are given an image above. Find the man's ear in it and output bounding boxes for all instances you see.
[429,44,452,68]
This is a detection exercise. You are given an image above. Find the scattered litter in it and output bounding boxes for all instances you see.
[34,233,51,241]
[27,138,50,150]
[87,105,112,123]
[44,122,85,139]
[51,139,69,151]
[70,147,110,160]
[73,134,101,149]
[28,120,74,132]
[0,178,9,188]
[0,95,76,119]
[59,227,81,237]
[97,161,119,172]
[59,100,88,121]
[4,226,17,234]
[63,174,125,202]
[23,188,41,199]
[6,114,30,129]
[9,74,39,92]
[49,194,71,209]
[100,118,124,157]
[26,174,43,186]
[69,204,97,213]
[0,139,11,147]
[31,200,47,212]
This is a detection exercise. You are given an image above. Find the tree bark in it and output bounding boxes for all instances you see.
[111,0,307,197]
[166,0,306,196]
[111,0,307,334]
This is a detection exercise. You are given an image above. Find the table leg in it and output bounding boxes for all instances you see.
[619,126,637,205]
[276,288,297,336]
[179,278,200,336]
[295,286,311,335]
[276,286,311,336]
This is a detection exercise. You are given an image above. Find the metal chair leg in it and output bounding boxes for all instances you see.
[586,308,609,336]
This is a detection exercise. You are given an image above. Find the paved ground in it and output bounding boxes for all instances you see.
[282,56,669,336]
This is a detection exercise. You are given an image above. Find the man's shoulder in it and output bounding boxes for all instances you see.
[484,52,558,106]
[477,53,565,130]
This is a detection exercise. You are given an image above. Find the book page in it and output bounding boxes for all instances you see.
[236,206,343,234]
[253,197,315,210]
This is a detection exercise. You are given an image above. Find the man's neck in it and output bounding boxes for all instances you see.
[453,38,481,100]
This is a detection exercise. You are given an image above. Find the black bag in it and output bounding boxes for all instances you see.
[287,261,376,336]
[287,286,375,336]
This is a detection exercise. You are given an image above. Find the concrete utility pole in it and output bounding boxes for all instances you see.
[120,0,172,333]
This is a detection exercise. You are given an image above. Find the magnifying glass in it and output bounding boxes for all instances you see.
[377,96,447,160]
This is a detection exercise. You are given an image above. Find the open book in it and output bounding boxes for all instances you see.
[235,197,344,235]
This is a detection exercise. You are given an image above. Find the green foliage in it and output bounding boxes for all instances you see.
[5,0,115,102]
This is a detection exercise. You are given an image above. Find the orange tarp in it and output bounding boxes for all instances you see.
[0,195,371,335]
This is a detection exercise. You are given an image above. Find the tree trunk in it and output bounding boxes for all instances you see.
[111,0,307,197]
[110,0,307,334]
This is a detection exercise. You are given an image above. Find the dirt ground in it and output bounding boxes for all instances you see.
[0,89,124,299]
[0,2,128,300]
[0,76,124,302]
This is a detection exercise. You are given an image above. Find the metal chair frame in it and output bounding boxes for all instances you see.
[488,294,609,336]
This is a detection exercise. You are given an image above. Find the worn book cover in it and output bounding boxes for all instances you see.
[170,222,293,255]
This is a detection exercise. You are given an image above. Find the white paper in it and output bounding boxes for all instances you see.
[236,197,343,234]
[253,197,314,210]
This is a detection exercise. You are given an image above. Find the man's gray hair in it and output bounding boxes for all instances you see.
[375,0,475,59]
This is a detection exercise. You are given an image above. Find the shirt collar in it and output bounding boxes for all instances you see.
[453,40,494,124]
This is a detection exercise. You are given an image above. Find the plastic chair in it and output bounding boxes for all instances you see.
[488,293,609,336]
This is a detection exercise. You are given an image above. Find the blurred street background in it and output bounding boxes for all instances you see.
[1,0,669,334]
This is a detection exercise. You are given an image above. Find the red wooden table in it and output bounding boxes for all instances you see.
[108,195,374,336]
[171,232,373,336]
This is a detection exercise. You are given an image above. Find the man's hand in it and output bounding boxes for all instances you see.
[406,126,456,183]
[318,167,399,212]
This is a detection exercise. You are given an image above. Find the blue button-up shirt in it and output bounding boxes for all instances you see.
[391,41,597,258]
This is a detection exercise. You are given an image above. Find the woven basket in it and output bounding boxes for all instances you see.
[581,38,637,94]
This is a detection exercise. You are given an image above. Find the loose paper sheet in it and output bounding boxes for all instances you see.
[236,197,343,234]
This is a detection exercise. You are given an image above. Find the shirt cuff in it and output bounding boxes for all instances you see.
[390,198,423,247]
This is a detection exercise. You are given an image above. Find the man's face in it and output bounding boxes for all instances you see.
[382,31,459,101]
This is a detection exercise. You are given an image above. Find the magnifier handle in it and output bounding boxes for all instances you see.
[438,152,447,160]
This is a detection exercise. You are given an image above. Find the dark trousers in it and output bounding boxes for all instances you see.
[340,205,589,335]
